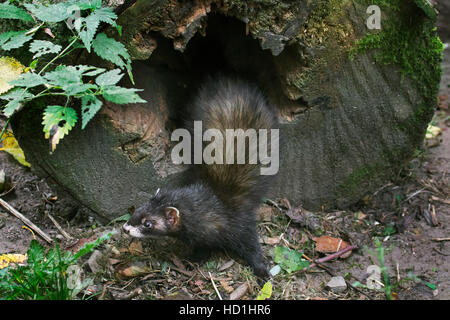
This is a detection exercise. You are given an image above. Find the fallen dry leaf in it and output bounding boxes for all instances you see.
[220,280,234,294]
[0,253,27,269]
[229,283,248,300]
[257,205,273,221]
[129,241,143,255]
[118,262,152,277]
[263,236,280,245]
[0,131,31,167]
[218,260,234,271]
[313,236,352,258]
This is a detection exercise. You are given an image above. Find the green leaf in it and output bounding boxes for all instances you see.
[73,231,115,260]
[425,282,436,290]
[107,213,131,225]
[24,3,73,23]
[95,69,123,86]
[68,0,102,10]
[1,88,34,117]
[0,87,34,101]
[65,83,98,96]
[81,94,102,129]
[256,281,272,300]
[102,86,145,104]
[9,72,45,88]
[3,98,22,117]
[0,30,33,51]
[92,7,117,26]
[83,68,106,77]
[29,40,62,59]
[26,240,45,266]
[43,66,80,88]
[0,3,33,21]
[273,246,310,273]
[78,14,99,52]
[92,33,130,69]
[42,105,78,151]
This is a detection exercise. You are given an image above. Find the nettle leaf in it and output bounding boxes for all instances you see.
[29,40,62,59]
[81,95,102,129]
[1,88,34,117]
[93,7,117,26]
[102,86,146,104]
[0,30,33,51]
[42,105,78,152]
[24,3,73,23]
[64,83,97,96]
[0,87,34,101]
[68,0,102,11]
[3,98,22,117]
[78,14,99,52]
[83,67,106,77]
[95,69,123,86]
[43,65,81,88]
[92,33,130,69]
[9,72,45,88]
[0,3,33,22]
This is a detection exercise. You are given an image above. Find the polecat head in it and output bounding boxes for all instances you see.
[122,193,181,239]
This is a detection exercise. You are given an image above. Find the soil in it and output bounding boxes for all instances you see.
[0,38,449,301]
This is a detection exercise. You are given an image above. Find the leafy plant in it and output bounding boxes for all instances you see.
[0,0,146,151]
[0,231,114,300]
[369,238,393,300]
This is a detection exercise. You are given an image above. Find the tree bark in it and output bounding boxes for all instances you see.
[11,0,442,221]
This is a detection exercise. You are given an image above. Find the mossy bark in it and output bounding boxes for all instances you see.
[10,0,442,221]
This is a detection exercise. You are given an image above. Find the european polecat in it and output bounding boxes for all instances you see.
[123,77,278,280]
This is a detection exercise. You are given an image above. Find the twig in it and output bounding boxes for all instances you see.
[431,196,450,205]
[302,245,358,271]
[0,185,15,197]
[0,198,52,243]
[209,272,222,300]
[431,237,450,242]
[47,212,73,240]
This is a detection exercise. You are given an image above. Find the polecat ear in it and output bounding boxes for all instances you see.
[164,206,180,227]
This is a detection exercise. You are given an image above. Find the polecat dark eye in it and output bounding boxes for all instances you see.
[143,220,153,228]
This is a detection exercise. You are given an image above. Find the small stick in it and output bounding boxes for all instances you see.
[47,212,73,240]
[0,198,52,243]
[209,272,222,300]
[302,245,358,271]
[431,237,450,242]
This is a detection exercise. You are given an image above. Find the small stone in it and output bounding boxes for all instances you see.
[327,276,347,293]
[87,250,103,273]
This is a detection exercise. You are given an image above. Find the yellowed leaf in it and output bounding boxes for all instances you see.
[0,56,24,95]
[0,130,31,167]
[0,253,27,269]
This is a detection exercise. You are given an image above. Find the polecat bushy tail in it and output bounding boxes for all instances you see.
[123,77,278,280]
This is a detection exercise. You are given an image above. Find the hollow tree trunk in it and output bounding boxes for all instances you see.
[11,0,442,222]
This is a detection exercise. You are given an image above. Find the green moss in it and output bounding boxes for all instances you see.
[350,0,443,104]
[337,163,385,196]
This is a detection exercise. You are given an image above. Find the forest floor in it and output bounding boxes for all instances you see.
[0,47,449,302]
